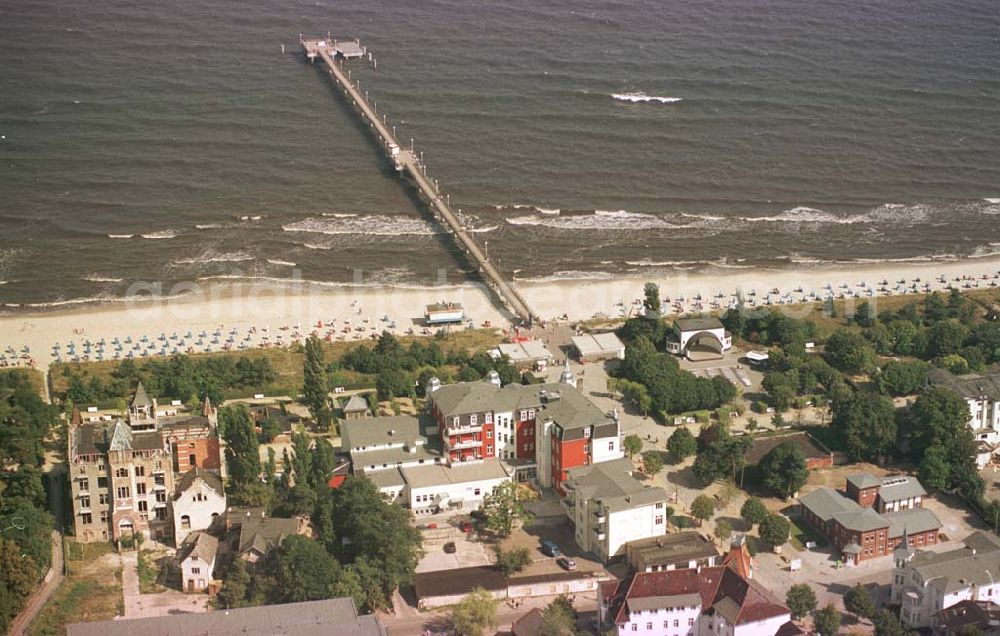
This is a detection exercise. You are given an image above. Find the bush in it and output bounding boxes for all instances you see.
[495,547,532,576]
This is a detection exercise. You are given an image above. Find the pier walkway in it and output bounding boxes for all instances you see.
[301,36,537,326]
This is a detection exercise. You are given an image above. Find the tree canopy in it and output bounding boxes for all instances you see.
[451,588,498,636]
[785,583,817,619]
[757,441,808,499]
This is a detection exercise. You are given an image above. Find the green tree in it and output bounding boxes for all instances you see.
[540,594,577,636]
[451,588,499,636]
[813,603,841,636]
[266,535,344,603]
[740,497,768,528]
[907,386,980,495]
[714,519,733,545]
[873,609,909,636]
[918,444,951,491]
[666,427,697,463]
[302,336,332,430]
[482,481,533,538]
[216,559,250,609]
[926,320,969,358]
[641,451,664,477]
[221,404,262,490]
[643,282,661,315]
[785,583,817,619]
[495,547,532,576]
[843,584,875,619]
[0,538,38,634]
[877,360,930,397]
[376,367,412,401]
[758,441,808,499]
[825,329,877,375]
[758,513,791,551]
[623,434,643,459]
[690,495,715,526]
[832,390,897,463]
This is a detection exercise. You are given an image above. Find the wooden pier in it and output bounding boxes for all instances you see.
[301,35,537,326]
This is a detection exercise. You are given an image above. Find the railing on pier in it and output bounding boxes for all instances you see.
[300,35,536,326]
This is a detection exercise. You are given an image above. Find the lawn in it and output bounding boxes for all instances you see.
[48,328,503,401]
[788,516,828,551]
[30,542,122,636]
[802,425,846,453]
[137,550,166,594]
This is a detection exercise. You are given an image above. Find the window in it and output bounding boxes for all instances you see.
[80,496,91,509]
[156,491,167,503]
[100,511,109,523]
[609,441,614,451]
[527,409,535,419]
[116,486,130,498]
[188,454,197,467]
[191,567,200,574]
[155,507,166,520]
[115,468,129,478]
[138,501,148,512]
[79,478,89,491]
[655,516,664,525]
[689,618,695,626]
[453,417,460,426]
[470,414,477,425]
[136,483,147,495]
[655,502,664,509]
[646,623,652,630]
[99,494,108,505]
[487,445,493,454]
[485,413,493,423]
[134,466,145,477]
[631,625,637,632]
[81,513,92,524]
[674,619,679,627]
[181,515,191,530]
[487,430,493,439]
[98,476,108,488]
[474,488,481,496]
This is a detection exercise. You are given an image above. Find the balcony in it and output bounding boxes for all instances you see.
[449,438,482,450]
[593,510,606,523]
[152,483,167,491]
[593,528,606,541]
[444,422,483,435]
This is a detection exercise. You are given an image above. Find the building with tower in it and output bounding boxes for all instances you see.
[68,384,225,545]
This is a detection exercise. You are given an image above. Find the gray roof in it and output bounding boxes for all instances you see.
[130,382,153,408]
[351,444,442,473]
[178,531,219,565]
[237,516,299,557]
[175,467,224,499]
[430,380,612,438]
[833,507,890,533]
[401,457,510,490]
[341,414,427,449]
[846,472,882,490]
[367,467,406,490]
[341,394,369,414]
[885,507,942,538]
[909,532,1000,594]
[66,598,386,636]
[495,340,553,362]
[628,594,703,612]
[626,532,720,567]
[571,332,625,357]
[799,487,861,522]
[927,367,1000,401]
[878,475,927,503]
[566,458,668,513]
[674,317,725,332]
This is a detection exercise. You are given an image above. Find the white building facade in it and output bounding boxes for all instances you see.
[172,468,226,546]
[926,369,1000,468]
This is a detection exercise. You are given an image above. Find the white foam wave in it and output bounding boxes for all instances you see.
[266,259,297,267]
[983,198,1000,204]
[140,229,178,239]
[968,245,1000,259]
[742,207,870,224]
[283,216,441,236]
[234,215,264,221]
[537,208,561,215]
[195,223,223,230]
[173,251,254,265]
[320,212,360,218]
[83,276,124,283]
[302,243,333,250]
[107,234,134,239]
[505,209,678,231]
[612,92,683,104]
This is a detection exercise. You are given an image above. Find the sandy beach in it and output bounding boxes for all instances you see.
[2,256,1000,370]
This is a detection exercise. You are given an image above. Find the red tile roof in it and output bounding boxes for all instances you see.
[606,563,790,628]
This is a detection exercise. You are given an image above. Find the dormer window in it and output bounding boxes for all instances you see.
[453,416,460,426]
[470,414,477,426]
[485,413,493,424]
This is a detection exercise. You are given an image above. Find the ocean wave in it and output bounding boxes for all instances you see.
[140,229,178,239]
[234,215,264,221]
[612,92,683,104]
[302,243,333,250]
[266,259,297,267]
[283,216,441,236]
[108,234,134,239]
[739,207,870,224]
[194,223,223,230]
[968,244,1000,259]
[173,251,254,265]
[320,212,360,218]
[984,198,1000,204]
[505,209,679,231]
[83,276,124,283]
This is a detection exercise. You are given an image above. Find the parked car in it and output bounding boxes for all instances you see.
[556,556,577,571]
[460,521,473,533]
[541,540,562,557]
[426,522,438,529]
[443,541,457,553]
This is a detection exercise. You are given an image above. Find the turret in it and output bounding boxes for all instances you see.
[487,369,501,387]
[427,376,442,395]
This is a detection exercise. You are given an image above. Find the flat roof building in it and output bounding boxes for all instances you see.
[625,531,721,573]
[571,332,625,363]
